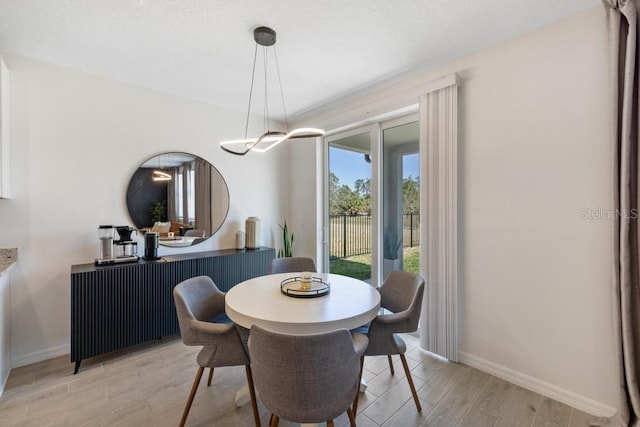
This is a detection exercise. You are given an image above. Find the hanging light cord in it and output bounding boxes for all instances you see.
[244,43,259,140]
[274,46,290,131]
[263,45,270,132]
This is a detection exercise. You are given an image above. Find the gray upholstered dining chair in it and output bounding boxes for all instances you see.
[270,256,317,274]
[356,270,425,414]
[173,276,260,427]
[248,325,368,427]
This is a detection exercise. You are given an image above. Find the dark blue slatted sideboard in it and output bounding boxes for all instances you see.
[70,247,275,374]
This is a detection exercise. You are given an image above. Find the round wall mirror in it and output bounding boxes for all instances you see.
[126,152,230,247]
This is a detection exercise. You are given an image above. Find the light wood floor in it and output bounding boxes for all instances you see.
[0,333,596,426]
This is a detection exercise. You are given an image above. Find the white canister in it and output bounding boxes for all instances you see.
[235,230,245,250]
[245,216,261,249]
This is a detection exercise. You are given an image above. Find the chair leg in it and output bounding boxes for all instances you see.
[399,353,422,412]
[387,354,395,375]
[179,366,204,427]
[347,407,356,426]
[327,420,334,427]
[207,367,214,386]
[352,356,364,416]
[269,415,279,427]
[245,365,261,427]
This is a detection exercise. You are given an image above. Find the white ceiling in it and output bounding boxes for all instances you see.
[0,0,600,123]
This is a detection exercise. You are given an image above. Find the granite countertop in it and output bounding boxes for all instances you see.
[0,248,17,275]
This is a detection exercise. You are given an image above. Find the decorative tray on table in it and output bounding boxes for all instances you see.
[280,276,330,298]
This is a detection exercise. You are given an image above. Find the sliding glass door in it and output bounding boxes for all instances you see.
[382,118,420,279]
[324,115,419,285]
[327,129,373,282]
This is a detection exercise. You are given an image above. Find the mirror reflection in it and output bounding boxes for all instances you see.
[126,152,230,247]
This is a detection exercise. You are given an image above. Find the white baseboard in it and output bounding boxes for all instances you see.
[11,343,69,369]
[458,351,617,417]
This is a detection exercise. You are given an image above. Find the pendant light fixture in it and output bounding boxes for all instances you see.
[152,170,172,181]
[219,26,324,156]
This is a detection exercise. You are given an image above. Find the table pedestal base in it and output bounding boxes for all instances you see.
[234,385,252,407]
[359,377,368,393]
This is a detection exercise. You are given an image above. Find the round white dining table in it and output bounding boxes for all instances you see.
[225,272,380,421]
[225,272,381,335]
[157,236,199,247]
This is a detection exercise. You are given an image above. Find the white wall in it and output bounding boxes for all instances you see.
[455,7,616,415]
[288,138,324,265]
[0,55,289,366]
[294,6,619,416]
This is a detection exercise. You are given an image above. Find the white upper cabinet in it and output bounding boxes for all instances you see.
[0,56,9,199]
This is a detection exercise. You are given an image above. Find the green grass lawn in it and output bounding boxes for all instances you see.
[403,247,420,274]
[329,247,420,280]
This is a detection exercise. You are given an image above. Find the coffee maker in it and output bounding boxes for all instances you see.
[115,226,138,259]
[95,225,139,266]
[97,225,114,262]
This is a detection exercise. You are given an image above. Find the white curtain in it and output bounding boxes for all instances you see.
[183,164,191,225]
[167,168,177,222]
[194,158,212,236]
[419,75,460,361]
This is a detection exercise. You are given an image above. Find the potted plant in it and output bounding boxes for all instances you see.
[383,229,402,276]
[278,220,294,258]
[150,201,167,224]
